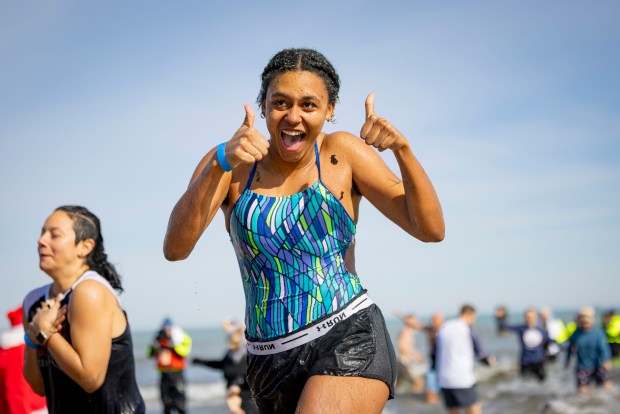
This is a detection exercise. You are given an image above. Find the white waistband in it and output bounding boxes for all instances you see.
[247,294,374,355]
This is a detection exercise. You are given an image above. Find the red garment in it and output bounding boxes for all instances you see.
[0,306,47,414]
[154,336,186,371]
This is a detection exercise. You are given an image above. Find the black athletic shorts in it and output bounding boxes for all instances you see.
[247,304,396,414]
[441,386,479,409]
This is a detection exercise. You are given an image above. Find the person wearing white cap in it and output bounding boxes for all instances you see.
[564,306,613,393]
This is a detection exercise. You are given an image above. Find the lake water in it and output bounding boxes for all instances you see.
[134,310,620,413]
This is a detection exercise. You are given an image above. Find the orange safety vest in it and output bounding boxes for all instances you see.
[153,336,187,372]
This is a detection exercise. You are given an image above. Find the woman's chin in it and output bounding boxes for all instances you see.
[276,139,311,161]
[38,262,54,275]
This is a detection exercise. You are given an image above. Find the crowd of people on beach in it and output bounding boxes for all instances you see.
[393,304,619,413]
[496,304,617,394]
[0,46,616,414]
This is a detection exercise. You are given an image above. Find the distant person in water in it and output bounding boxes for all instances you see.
[421,312,444,405]
[601,309,620,363]
[565,307,613,394]
[148,318,192,414]
[395,313,425,394]
[494,305,509,336]
[495,307,550,381]
[193,320,258,414]
[436,305,494,414]
[539,306,568,362]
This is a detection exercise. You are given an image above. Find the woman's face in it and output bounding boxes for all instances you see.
[263,70,334,163]
[38,210,84,275]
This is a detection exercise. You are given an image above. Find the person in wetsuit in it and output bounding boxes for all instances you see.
[22,205,145,413]
[193,322,258,414]
[163,47,445,414]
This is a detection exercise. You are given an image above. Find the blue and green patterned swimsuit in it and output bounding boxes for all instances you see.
[230,143,364,341]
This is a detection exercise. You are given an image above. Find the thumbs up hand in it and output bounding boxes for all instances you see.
[220,104,269,169]
[360,93,407,152]
[242,103,255,129]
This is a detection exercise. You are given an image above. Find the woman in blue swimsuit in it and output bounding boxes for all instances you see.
[164,48,444,414]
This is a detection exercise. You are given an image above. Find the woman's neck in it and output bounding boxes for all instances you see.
[49,264,89,297]
[266,135,322,175]
[267,151,315,175]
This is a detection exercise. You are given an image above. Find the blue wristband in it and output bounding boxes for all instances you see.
[217,143,234,172]
[24,333,39,349]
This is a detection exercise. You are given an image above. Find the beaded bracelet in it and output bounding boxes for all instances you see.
[217,143,234,172]
[24,333,39,349]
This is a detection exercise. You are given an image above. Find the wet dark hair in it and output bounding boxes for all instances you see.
[55,205,123,292]
[257,48,341,111]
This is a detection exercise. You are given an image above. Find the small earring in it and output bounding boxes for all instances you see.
[260,112,265,119]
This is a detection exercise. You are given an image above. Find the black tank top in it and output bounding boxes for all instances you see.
[25,275,145,413]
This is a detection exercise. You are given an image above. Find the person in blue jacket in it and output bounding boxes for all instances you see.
[495,307,550,381]
[565,306,613,394]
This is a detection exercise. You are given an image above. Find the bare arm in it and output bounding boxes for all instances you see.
[43,282,119,393]
[163,105,269,261]
[163,148,231,260]
[354,93,444,242]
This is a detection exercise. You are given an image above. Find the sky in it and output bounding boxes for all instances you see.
[1,1,619,331]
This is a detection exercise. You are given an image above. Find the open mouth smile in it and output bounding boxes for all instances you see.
[281,129,306,151]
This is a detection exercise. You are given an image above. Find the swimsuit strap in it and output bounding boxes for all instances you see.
[244,162,259,191]
[243,142,321,190]
[65,271,121,306]
[314,141,322,181]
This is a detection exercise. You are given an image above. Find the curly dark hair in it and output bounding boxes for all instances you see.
[257,48,341,112]
[55,205,123,292]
